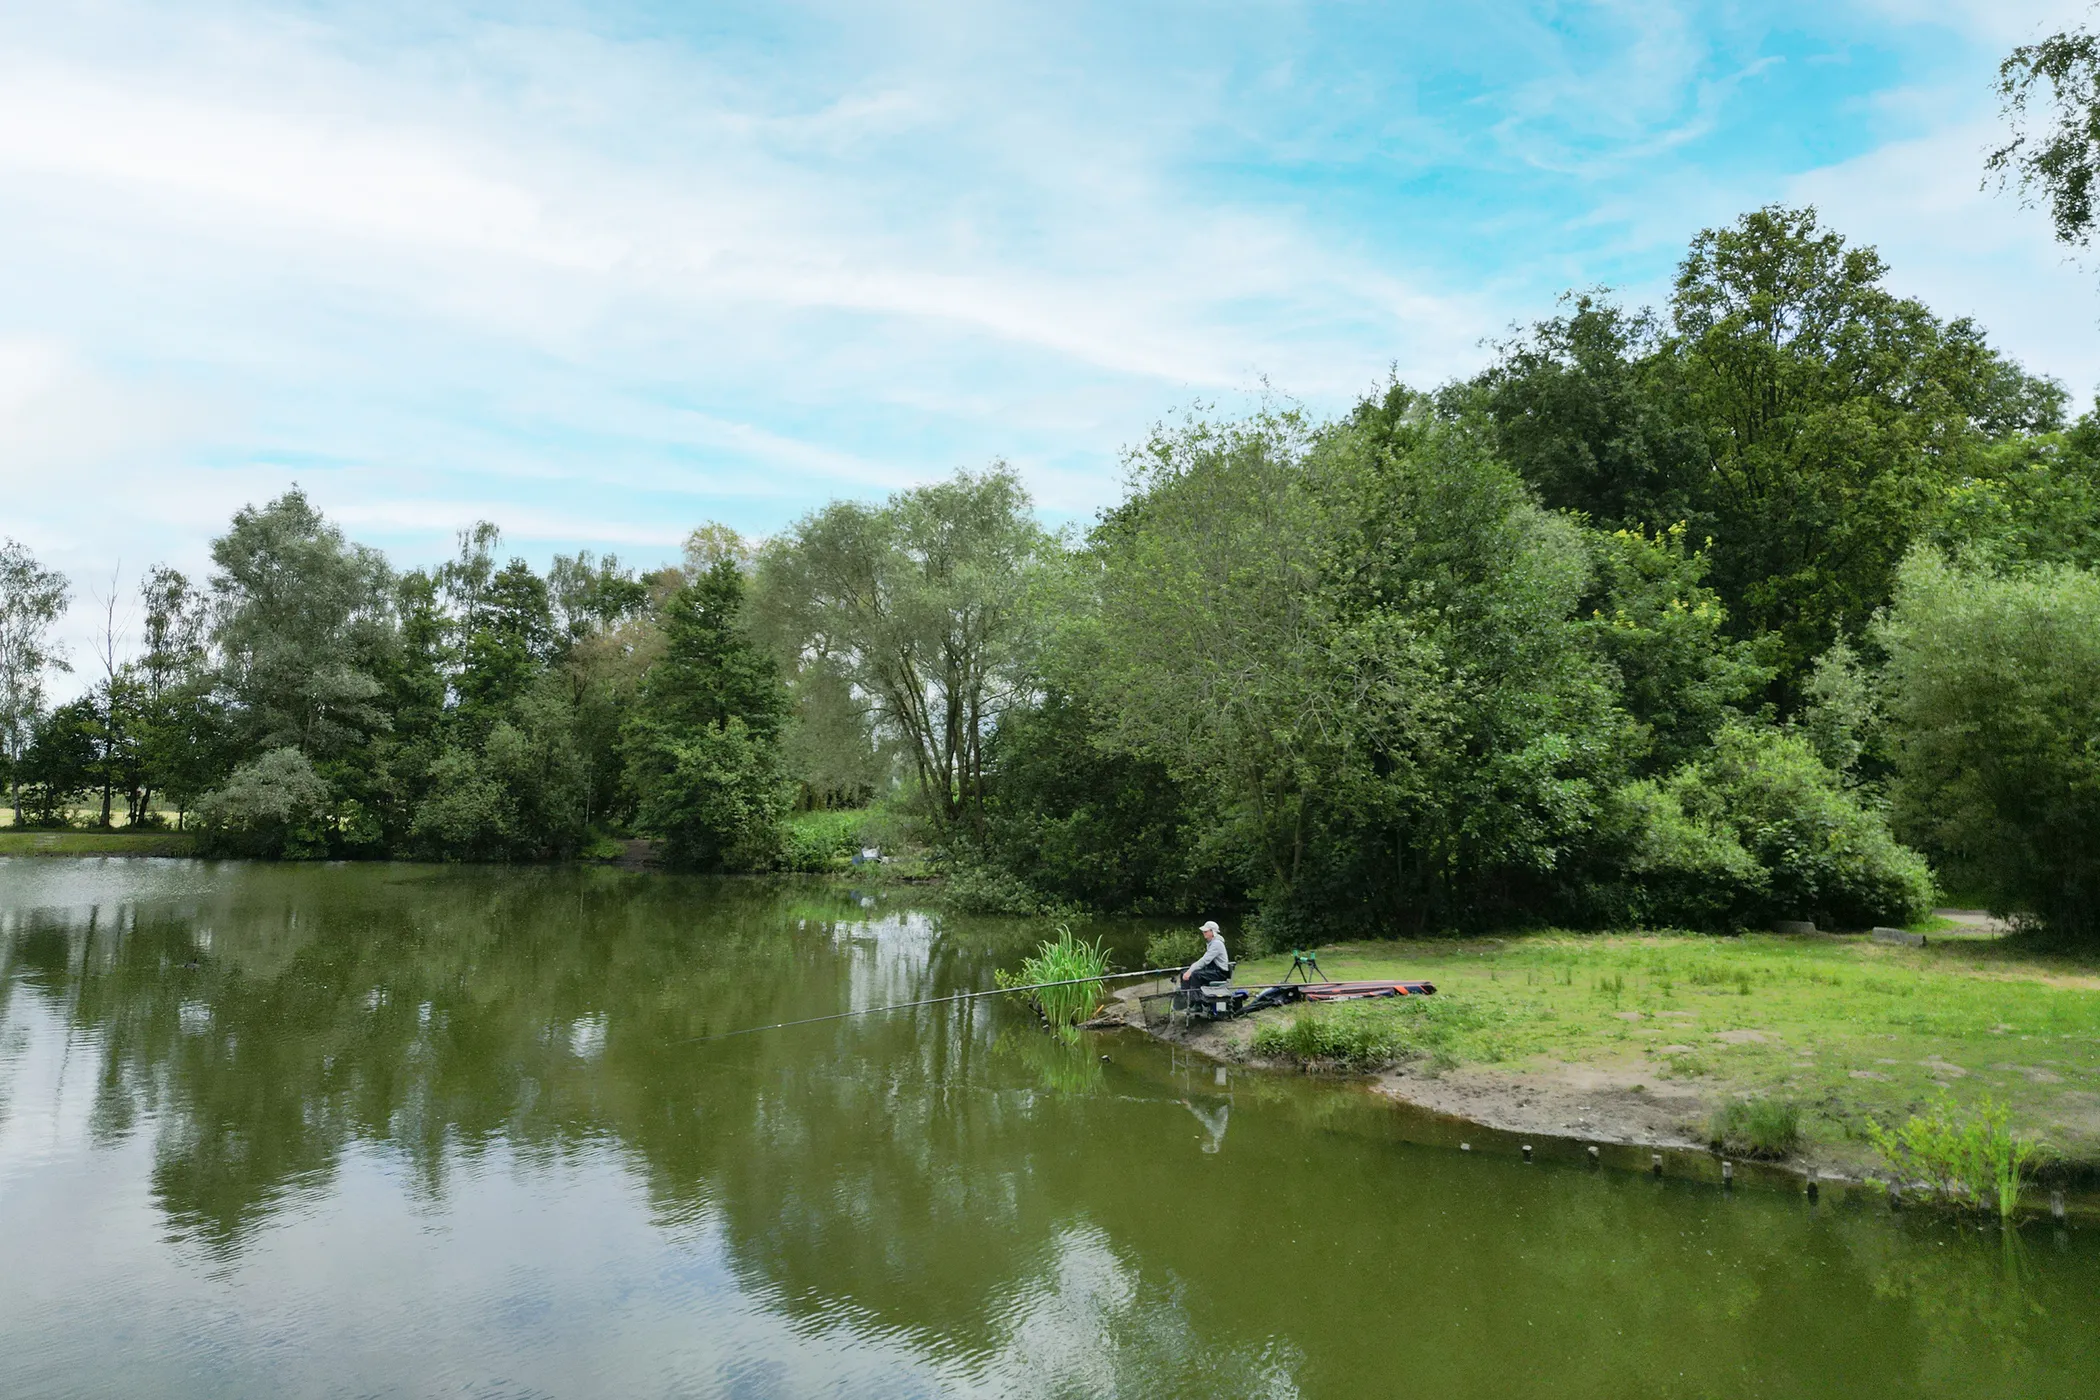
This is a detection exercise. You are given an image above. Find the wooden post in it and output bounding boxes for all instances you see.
[1722,1160,1733,1189]
[1806,1169,1819,1201]
[1522,1144,1533,1162]
[1651,1152,1663,1177]
[1587,1145,1600,1166]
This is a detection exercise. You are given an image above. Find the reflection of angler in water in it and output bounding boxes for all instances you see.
[1180,1097,1230,1154]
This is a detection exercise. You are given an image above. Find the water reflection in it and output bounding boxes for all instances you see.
[2,859,2098,1399]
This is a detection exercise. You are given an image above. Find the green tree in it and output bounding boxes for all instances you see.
[211,489,395,762]
[1668,207,2060,689]
[1878,548,2100,939]
[1462,294,1703,529]
[193,747,333,858]
[0,539,71,824]
[624,557,790,869]
[16,697,97,827]
[755,468,1060,835]
[1579,523,1773,774]
[1469,209,2059,704]
[1991,23,2100,247]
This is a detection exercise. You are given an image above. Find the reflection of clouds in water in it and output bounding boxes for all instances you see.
[567,1015,605,1059]
[977,1224,1298,1398]
[1184,1099,1229,1154]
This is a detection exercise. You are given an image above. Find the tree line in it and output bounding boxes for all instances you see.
[3,206,2096,939]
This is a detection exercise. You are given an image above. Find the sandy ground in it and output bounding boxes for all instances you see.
[1102,985,1717,1154]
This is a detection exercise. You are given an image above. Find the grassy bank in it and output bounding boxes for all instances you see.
[1225,931,2100,1173]
[0,830,200,857]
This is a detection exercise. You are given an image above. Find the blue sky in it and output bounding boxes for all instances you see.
[1,0,2092,666]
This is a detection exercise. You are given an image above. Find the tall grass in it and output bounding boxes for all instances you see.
[1251,997,1501,1071]
[998,925,1113,1036]
[1707,1096,1801,1158]
[1867,1096,2041,1219]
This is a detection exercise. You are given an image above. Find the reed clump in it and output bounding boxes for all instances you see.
[1707,1096,1801,1159]
[1866,1095,2040,1219]
[999,925,1113,1036]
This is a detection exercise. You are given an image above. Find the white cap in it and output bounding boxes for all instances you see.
[1199,921,1220,934]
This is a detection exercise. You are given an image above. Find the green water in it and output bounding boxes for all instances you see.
[1,861,2095,1398]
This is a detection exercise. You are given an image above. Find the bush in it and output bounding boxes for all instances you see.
[1254,1005,1407,1069]
[194,747,332,858]
[1251,996,1498,1071]
[941,860,1069,915]
[1707,1096,1802,1159]
[779,808,863,873]
[1879,548,2100,940]
[1866,1096,2040,1219]
[1144,928,1204,972]
[1669,724,1932,929]
[411,691,590,862]
[625,716,789,871]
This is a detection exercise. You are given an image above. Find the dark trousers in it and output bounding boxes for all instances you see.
[1183,963,1229,989]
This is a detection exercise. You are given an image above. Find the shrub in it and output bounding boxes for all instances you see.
[1671,724,1934,929]
[942,860,1069,916]
[193,747,331,858]
[1879,548,2100,940]
[1866,1095,2040,1219]
[1144,928,1204,972]
[625,716,789,871]
[779,809,863,873]
[1708,1096,1802,1159]
[1254,1006,1406,1069]
[1251,996,1497,1071]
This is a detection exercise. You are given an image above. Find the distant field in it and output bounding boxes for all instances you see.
[0,830,199,857]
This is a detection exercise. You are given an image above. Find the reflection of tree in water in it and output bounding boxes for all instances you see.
[9,867,2100,1396]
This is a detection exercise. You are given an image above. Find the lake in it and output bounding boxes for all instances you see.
[2,859,2095,1398]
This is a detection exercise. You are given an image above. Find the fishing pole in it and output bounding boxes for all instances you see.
[675,967,1185,1044]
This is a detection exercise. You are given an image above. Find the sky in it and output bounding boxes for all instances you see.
[0,0,2093,673]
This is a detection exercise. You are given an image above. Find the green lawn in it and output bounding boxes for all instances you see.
[1235,931,2100,1167]
[0,830,199,857]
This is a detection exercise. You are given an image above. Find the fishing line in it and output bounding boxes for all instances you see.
[674,967,1184,1044]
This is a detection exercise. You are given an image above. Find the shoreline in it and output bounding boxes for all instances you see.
[1097,975,2100,1208]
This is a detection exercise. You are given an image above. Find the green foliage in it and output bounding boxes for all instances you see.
[980,690,1205,913]
[211,488,394,761]
[627,716,787,871]
[1472,208,2061,704]
[1930,426,2100,571]
[1794,638,1876,780]
[1867,1096,2040,1218]
[1670,724,1934,929]
[1991,25,2100,248]
[1251,996,1498,1071]
[1000,926,1112,1034]
[14,698,97,827]
[193,747,333,858]
[755,467,1061,834]
[1144,927,1204,972]
[623,560,791,872]
[1581,523,1773,774]
[1707,1096,1802,1159]
[1879,548,2100,939]
[411,683,589,862]
[0,538,72,821]
[778,809,864,873]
